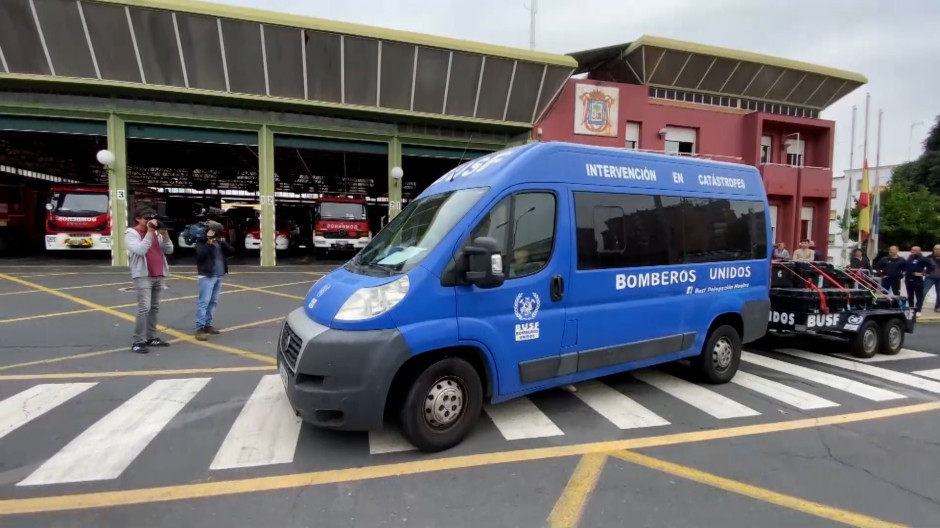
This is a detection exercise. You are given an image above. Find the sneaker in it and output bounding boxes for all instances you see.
[195,328,209,341]
[204,326,221,335]
[131,342,149,354]
[147,337,171,347]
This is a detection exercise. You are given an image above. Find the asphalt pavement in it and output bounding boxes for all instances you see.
[1,263,940,527]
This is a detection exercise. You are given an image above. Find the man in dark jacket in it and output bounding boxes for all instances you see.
[876,245,905,295]
[849,248,872,270]
[904,246,933,312]
[194,221,233,340]
[925,244,940,313]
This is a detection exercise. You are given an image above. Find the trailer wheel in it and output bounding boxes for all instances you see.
[850,320,880,358]
[694,325,742,384]
[399,357,482,452]
[879,318,905,355]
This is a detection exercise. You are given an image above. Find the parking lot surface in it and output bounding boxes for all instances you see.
[1,264,940,527]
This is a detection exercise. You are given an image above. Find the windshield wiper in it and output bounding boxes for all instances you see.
[365,262,396,276]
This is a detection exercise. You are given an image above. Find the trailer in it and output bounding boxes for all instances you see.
[768,261,916,358]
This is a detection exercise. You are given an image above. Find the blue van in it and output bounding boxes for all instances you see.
[278,142,771,451]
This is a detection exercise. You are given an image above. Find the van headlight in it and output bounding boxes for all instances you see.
[335,275,410,321]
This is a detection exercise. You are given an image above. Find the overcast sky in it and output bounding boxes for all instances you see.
[213,0,940,176]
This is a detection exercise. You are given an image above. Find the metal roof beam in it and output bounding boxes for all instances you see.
[28,0,55,76]
[217,18,231,92]
[783,72,806,102]
[647,48,666,82]
[260,25,270,96]
[622,57,643,84]
[531,64,547,123]
[741,64,764,96]
[442,51,453,114]
[801,76,826,106]
[671,52,693,86]
[718,61,741,92]
[78,1,102,80]
[762,69,787,99]
[502,60,517,121]
[409,46,418,111]
[821,79,848,108]
[472,56,486,118]
[300,29,307,99]
[695,57,716,90]
[125,5,146,83]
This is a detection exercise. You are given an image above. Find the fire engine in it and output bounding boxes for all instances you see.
[44,185,112,250]
[312,195,371,254]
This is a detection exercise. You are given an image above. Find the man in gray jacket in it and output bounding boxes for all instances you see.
[126,207,174,353]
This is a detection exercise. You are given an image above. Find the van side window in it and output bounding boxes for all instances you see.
[574,191,766,270]
[466,192,556,279]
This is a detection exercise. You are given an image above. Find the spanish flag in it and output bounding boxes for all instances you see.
[858,158,871,241]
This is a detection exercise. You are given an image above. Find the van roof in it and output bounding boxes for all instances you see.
[421,141,765,200]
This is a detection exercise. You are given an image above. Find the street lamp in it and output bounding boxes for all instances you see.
[96,149,115,167]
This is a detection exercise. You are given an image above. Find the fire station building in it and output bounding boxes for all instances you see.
[539,36,866,259]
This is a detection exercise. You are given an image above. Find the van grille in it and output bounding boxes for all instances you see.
[279,323,302,370]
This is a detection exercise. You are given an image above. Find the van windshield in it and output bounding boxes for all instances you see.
[348,187,488,276]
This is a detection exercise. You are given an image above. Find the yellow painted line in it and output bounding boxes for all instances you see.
[0,316,284,373]
[171,274,306,301]
[0,308,98,324]
[0,273,275,365]
[612,451,907,528]
[0,366,276,381]
[13,272,79,278]
[0,401,938,516]
[0,289,41,296]
[547,454,607,528]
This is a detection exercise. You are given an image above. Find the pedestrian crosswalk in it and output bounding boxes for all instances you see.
[2,348,939,489]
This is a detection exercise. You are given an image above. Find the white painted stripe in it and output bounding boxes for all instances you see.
[913,369,940,381]
[572,380,670,429]
[0,383,96,440]
[742,351,905,401]
[732,370,838,410]
[210,375,302,470]
[778,349,940,395]
[18,378,210,486]
[632,371,760,419]
[368,427,415,454]
[834,348,935,363]
[484,397,563,440]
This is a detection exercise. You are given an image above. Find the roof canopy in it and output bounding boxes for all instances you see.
[571,35,866,111]
[0,0,575,125]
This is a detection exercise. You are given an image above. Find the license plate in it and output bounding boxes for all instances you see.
[68,238,92,247]
[279,362,289,389]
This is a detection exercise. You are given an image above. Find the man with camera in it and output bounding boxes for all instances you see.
[126,207,174,353]
[194,220,233,341]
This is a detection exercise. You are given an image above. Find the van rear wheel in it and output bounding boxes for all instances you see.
[693,325,742,384]
[399,357,482,452]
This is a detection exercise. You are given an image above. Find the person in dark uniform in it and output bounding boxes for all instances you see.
[904,246,933,312]
[193,221,233,340]
[849,248,871,270]
[876,245,906,295]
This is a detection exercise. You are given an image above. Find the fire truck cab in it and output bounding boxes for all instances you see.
[44,185,112,251]
[313,196,371,254]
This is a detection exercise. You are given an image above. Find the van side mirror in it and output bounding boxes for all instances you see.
[464,236,505,289]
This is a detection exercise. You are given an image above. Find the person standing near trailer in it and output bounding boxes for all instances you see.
[904,246,933,313]
[924,245,940,313]
[877,245,906,296]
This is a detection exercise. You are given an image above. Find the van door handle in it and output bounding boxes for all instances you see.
[550,275,564,302]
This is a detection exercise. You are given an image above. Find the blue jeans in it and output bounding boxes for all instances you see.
[925,277,940,309]
[196,276,222,329]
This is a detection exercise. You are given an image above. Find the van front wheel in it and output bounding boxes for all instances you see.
[693,325,742,384]
[399,357,483,452]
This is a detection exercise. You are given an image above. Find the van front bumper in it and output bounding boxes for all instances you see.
[277,308,411,431]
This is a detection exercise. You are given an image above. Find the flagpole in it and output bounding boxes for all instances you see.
[871,109,883,258]
[842,105,857,265]
[858,93,870,249]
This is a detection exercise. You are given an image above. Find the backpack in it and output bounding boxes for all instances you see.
[184,222,207,245]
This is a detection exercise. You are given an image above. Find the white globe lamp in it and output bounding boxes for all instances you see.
[390,166,404,180]
[96,149,116,167]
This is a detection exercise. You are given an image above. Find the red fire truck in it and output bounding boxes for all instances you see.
[312,195,371,254]
[44,185,113,251]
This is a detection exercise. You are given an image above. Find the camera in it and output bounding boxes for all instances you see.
[144,213,170,230]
